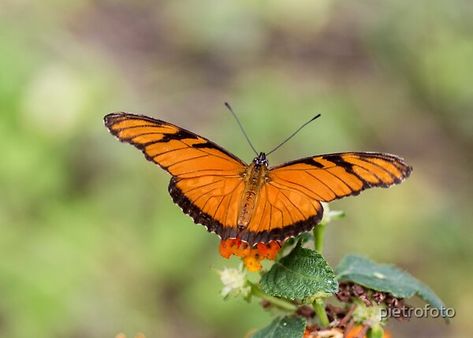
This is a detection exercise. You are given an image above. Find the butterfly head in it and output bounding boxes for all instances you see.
[254,152,268,167]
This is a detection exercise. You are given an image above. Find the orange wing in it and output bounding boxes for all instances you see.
[269,152,412,201]
[237,182,324,244]
[104,112,247,238]
[238,152,412,244]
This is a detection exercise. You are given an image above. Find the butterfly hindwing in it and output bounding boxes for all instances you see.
[168,176,246,240]
[241,182,323,243]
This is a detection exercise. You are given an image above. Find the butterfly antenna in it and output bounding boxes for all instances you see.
[225,102,258,156]
[266,114,321,156]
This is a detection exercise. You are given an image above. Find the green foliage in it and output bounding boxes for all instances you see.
[260,243,338,301]
[252,316,306,338]
[336,255,447,313]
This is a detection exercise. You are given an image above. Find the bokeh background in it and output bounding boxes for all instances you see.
[1,0,472,337]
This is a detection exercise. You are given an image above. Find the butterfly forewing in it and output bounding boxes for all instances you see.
[104,113,245,176]
[269,152,412,202]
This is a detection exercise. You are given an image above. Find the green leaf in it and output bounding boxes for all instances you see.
[336,255,447,315]
[252,316,306,338]
[260,243,338,300]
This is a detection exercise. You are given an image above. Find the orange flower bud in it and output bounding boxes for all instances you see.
[242,256,262,272]
[218,239,283,272]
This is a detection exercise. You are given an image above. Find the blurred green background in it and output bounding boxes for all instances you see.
[0,0,472,337]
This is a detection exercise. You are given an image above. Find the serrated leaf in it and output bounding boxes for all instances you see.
[252,316,306,338]
[336,255,447,315]
[260,244,338,300]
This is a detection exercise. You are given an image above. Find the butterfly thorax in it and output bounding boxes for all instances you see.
[237,153,269,230]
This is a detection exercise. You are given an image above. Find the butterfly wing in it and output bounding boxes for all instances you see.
[270,152,412,201]
[237,180,324,244]
[104,112,247,238]
[240,152,412,244]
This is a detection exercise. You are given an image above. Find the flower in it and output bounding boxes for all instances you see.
[218,238,282,271]
[217,266,251,299]
[352,301,384,326]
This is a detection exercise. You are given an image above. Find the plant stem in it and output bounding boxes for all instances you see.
[313,223,330,327]
[313,223,326,254]
[314,298,330,328]
[250,283,297,312]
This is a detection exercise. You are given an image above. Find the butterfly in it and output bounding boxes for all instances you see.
[104,112,412,246]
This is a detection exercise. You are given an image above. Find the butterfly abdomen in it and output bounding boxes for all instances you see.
[237,163,268,230]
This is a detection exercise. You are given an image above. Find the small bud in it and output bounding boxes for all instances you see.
[336,283,352,303]
[320,202,345,225]
[297,305,315,319]
[351,284,365,297]
[372,292,386,304]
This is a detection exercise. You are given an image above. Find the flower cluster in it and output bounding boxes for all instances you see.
[217,266,251,299]
[218,238,282,272]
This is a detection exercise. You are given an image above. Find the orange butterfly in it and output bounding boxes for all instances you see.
[104,112,411,246]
